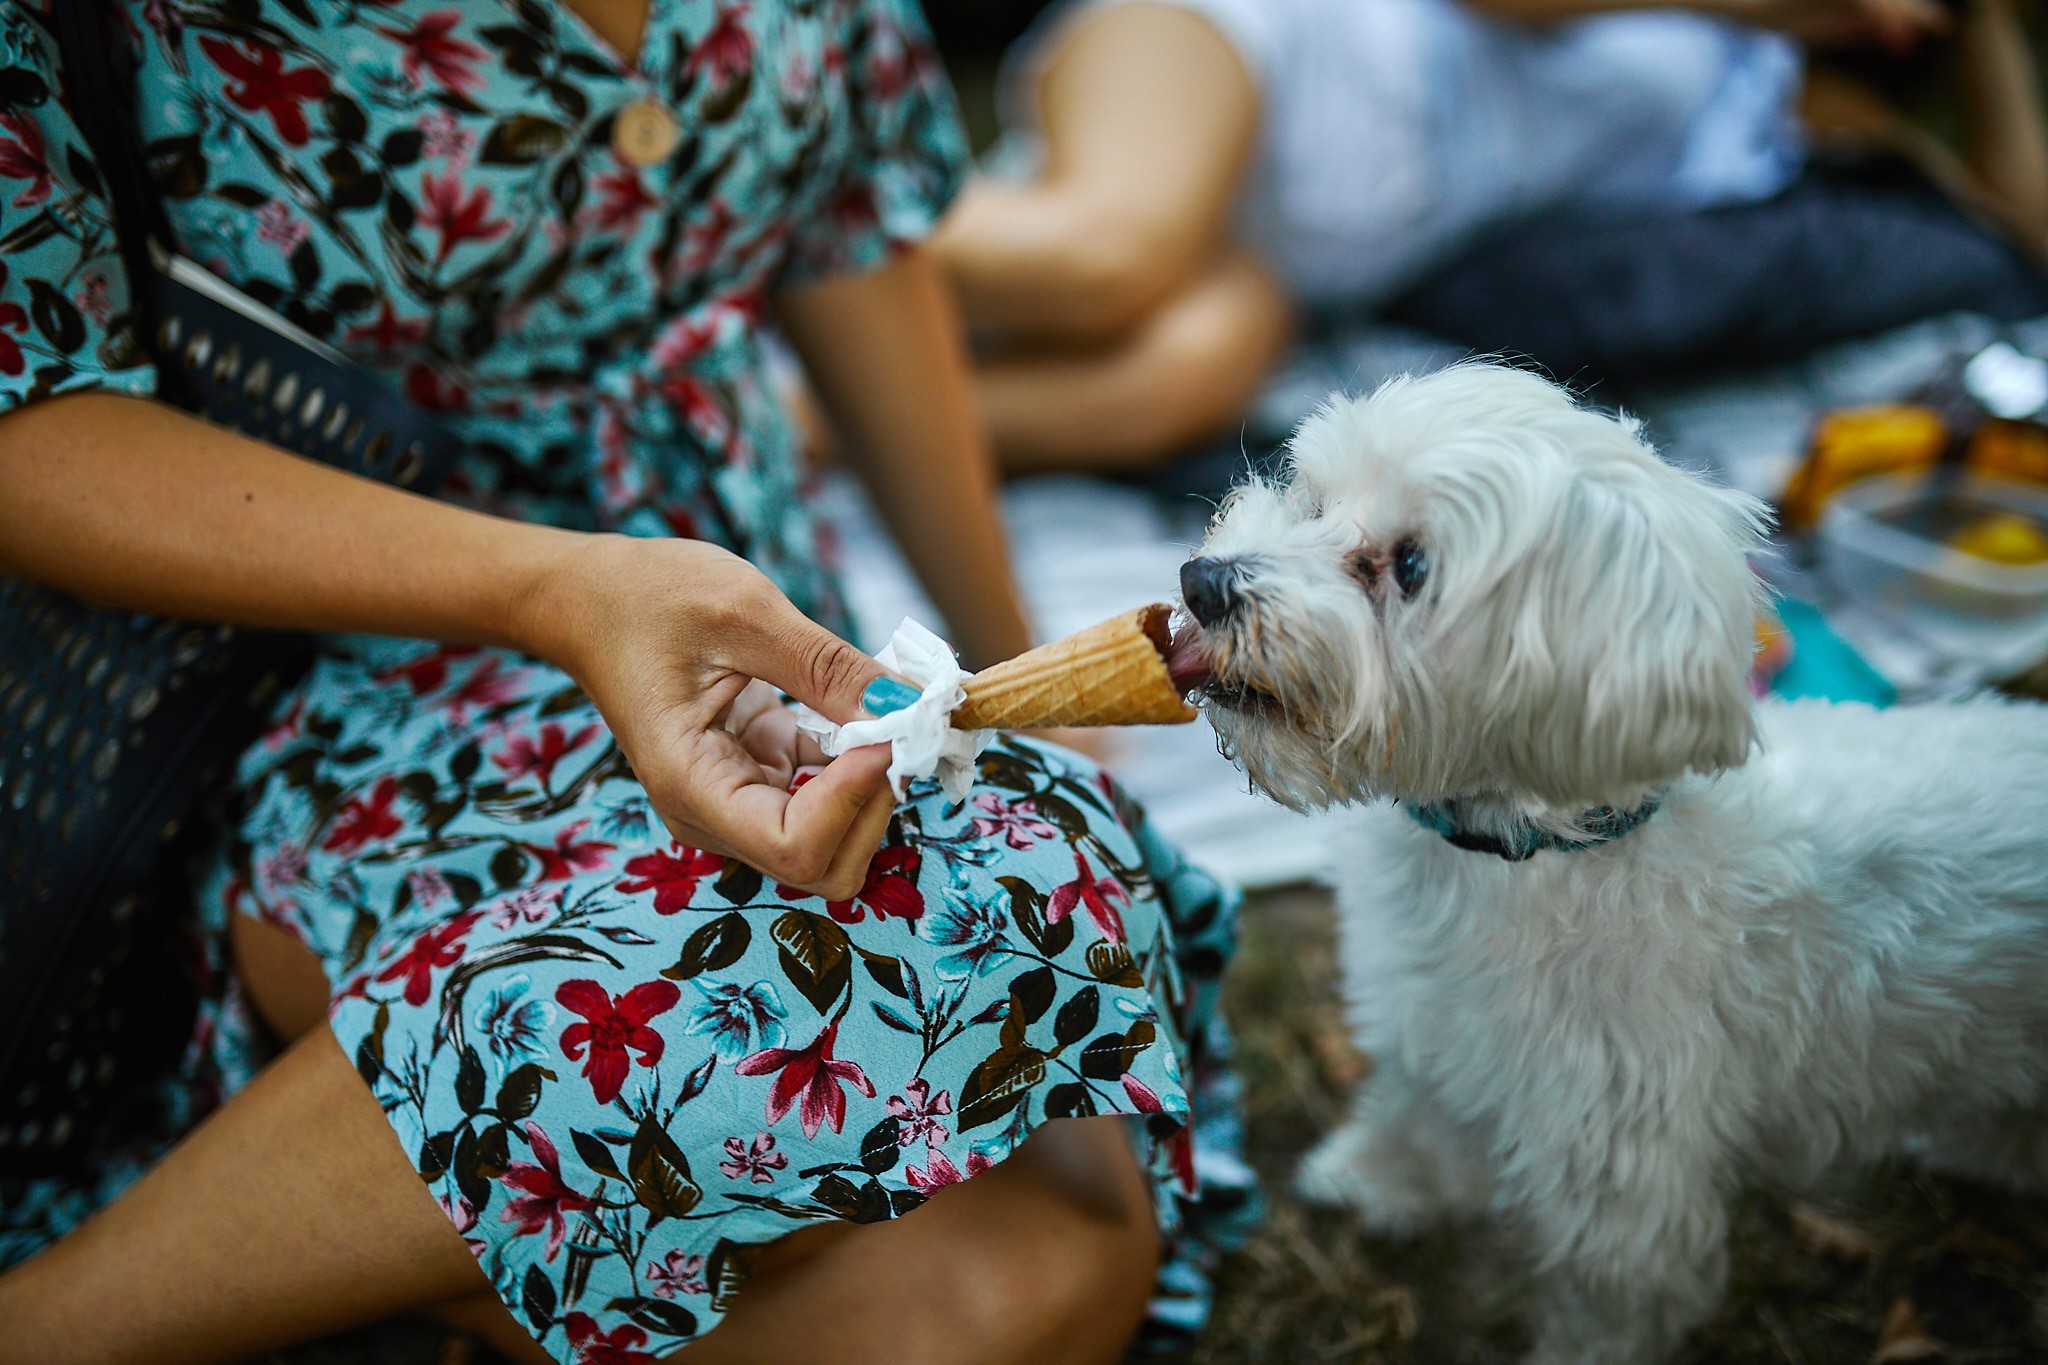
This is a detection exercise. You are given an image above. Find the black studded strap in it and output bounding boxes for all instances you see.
[0,3,461,1176]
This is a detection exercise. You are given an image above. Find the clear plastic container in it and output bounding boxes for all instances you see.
[1818,472,2048,667]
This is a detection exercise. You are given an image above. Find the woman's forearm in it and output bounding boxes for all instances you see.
[777,250,1034,670]
[0,391,579,652]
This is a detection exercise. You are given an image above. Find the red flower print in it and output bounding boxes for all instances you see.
[198,37,332,146]
[403,362,471,413]
[324,776,404,854]
[0,114,52,208]
[557,979,680,1104]
[494,721,600,788]
[376,11,486,93]
[618,845,725,914]
[778,844,923,926]
[0,300,30,378]
[374,909,482,1006]
[436,1192,487,1258]
[684,4,753,87]
[417,167,509,266]
[905,1146,991,1194]
[590,161,658,234]
[523,820,616,882]
[441,655,516,719]
[563,1313,657,1365]
[678,198,735,273]
[345,299,429,353]
[1046,848,1128,943]
[734,1023,874,1139]
[373,643,478,696]
[500,1123,596,1261]
[648,313,719,372]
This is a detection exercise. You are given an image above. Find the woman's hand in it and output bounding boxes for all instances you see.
[519,534,899,900]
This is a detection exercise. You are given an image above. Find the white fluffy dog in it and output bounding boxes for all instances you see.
[1166,364,2048,1363]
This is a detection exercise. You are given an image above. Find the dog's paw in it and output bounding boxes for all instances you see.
[1293,1124,1439,1237]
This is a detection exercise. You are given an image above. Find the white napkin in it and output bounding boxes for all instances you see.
[793,618,994,801]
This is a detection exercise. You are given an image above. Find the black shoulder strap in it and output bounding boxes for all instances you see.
[47,2,170,307]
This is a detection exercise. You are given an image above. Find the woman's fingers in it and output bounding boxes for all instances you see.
[736,597,886,725]
[799,783,898,901]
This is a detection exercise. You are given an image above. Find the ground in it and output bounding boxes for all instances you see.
[265,884,2048,1365]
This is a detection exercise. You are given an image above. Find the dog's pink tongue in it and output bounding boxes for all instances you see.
[1165,622,1214,693]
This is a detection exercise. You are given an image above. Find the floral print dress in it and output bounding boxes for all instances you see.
[0,1,1256,1358]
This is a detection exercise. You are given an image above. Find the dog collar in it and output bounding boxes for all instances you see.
[1401,794,1663,862]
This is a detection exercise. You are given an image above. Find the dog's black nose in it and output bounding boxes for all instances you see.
[1181,556,1244,626]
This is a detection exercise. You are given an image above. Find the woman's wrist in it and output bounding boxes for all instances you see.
[501,526,622,676]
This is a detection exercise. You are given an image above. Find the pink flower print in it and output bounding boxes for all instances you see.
[905,1147,991,1195]
[493,721,600,788]
[523,820,616,882]
[440,655,518,720]
[489,884,562,930]
[679,198,735,274]
[734,1023,874,1139]
[646,1249,707,1300]
[418,109,474,165]
[886,1078,952,1149]
[406,865,451,908]
[255,199,309,256]
[862,17,916,104]
[718,1131,787,1184]
[73,274,112,326]
[256,843,309,897]
[556,979,680,1105]
[967,793,1058,850]
[436,1193,487,1258]
[417,167,509,266]
[377,11,486,94]
[500,1122,595,1261]
[1046,848,1129,943]
[649,313,720,372]
[0,113,52,209]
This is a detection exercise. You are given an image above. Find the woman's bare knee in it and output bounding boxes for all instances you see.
[231,914,332,1042]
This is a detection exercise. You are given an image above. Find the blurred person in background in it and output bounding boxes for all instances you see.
[0,2,1249,1362]
[936,0,2048,475]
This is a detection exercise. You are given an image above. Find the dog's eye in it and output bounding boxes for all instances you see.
[1391,537,1429,599]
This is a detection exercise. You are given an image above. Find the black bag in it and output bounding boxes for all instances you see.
[0,4,464,1175]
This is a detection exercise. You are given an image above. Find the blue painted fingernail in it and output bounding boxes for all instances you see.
[862,676,921,716]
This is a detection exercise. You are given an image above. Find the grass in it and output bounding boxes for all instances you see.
[1179,886,2048,1365]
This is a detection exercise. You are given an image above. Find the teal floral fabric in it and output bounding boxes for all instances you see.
[0,2,1255,1358]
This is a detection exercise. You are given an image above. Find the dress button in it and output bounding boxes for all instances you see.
[613,96,681,168]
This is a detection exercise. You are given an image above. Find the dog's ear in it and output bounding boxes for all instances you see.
[1521,461,1770,803]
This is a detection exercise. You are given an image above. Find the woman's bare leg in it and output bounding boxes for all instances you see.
[931,2,1260,344]
[980,249,1292,474]
[0,924,1161,1365]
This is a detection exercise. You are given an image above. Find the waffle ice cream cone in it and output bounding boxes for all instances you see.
[953,604,1198,729]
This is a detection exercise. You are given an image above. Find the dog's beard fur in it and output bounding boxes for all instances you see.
[1186,364,1773,818]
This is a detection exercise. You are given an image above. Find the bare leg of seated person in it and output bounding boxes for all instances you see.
[0,919,1161,1365]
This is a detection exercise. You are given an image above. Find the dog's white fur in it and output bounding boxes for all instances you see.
[1185,364,2048,1363]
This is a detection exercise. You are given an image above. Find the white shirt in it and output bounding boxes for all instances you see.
[1009,0,1806,309]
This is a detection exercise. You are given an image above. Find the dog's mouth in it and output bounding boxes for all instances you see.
[1167,622,1283,715]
